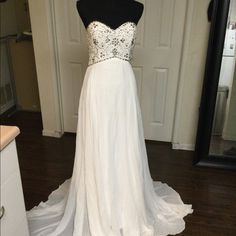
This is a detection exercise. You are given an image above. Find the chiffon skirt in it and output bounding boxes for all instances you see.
[26,58,194,236]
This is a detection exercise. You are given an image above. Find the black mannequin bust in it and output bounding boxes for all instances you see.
[76,0,144,30]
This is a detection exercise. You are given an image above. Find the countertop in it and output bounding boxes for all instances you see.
[0,125,20,151]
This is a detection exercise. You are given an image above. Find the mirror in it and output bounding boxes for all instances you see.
[194,0,236,170]
[209,0,236,159]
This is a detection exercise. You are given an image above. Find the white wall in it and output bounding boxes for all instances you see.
[229,0,236,22]
[28,0,63,137]
[173,0,211,150]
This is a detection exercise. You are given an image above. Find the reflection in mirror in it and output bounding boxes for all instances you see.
[209,0,236,158]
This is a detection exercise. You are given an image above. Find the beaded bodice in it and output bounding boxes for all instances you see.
[86,21,137,66]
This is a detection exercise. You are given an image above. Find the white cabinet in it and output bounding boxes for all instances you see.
[0,126,29,236]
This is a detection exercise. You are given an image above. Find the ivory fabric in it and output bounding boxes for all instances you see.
[26,21,193,236]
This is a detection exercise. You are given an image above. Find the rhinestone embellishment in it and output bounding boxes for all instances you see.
[86,21,137,66]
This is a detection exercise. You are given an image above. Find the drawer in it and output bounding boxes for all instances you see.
[1,140,19,185]
[1,171,29,236]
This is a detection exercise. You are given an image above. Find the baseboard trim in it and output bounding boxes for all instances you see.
[172,142,195,151]
[42,129,63,138]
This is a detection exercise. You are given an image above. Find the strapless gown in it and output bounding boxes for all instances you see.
[26,20,194,236]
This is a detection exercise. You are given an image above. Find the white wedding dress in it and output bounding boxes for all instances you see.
[26,20,193,236]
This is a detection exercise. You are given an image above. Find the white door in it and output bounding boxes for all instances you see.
[54,0,88,132]
[54,0,187,141]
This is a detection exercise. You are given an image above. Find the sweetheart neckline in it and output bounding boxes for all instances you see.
[86,20,137,31]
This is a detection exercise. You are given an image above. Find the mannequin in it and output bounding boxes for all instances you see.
[76,0,144,30]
